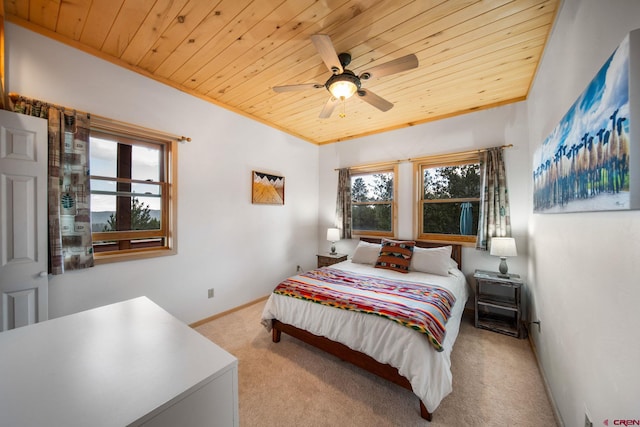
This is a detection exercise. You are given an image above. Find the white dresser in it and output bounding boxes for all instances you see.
[0,297,239,427]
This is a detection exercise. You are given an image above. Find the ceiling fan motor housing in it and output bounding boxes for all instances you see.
[338,52,352,67]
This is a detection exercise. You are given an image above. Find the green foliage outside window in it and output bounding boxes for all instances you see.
[351,172,393,233]
[422,164,480,236]
[423,164,480,199]
[103,197,160,231]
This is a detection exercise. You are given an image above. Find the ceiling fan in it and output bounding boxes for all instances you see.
[272,34,419,118]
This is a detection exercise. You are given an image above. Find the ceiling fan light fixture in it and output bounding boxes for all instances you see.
[329,81,357,99]
[326,71,361,100]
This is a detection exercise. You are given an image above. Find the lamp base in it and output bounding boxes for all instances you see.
[498,257,509,275]
[330,243,336,255]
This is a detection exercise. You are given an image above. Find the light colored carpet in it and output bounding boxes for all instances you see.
[195,300,557,426]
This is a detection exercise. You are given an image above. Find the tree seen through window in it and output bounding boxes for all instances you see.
[351,172,393,233]
[103,197,160,232]
[421,163,480,237]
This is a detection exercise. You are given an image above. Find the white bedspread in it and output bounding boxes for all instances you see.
[261,260,469,413]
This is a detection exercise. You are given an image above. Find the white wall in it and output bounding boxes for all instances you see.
[5,23,319,324]
[318,102,531,286]
[526,0,640,425]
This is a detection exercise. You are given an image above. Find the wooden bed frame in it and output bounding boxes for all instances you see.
[271,238,463,421]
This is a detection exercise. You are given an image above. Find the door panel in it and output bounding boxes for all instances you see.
[3,288,38,329]
[2,174,37,264]
[0,110,48,331]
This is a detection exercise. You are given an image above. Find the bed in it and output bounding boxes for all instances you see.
[261,238,469,421]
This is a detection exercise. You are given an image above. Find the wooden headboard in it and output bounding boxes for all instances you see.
[360,237,463,269]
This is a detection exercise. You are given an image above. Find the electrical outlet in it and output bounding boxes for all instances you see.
[531,320,541,333]
[207,288,214,298]
[296,265,302,272]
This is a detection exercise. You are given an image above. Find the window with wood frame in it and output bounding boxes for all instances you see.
[89,121,177,262]
[415,152,480,244]
[350,164,397,237]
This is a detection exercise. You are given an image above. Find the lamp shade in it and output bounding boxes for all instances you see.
[490,237,517,257]
[326,228,340,242]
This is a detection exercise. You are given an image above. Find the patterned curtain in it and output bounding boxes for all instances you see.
[335,168,352,239]
[12,97,94,274]
[476,147,511,250]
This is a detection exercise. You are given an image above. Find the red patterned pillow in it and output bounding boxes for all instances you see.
[375,239,416,273]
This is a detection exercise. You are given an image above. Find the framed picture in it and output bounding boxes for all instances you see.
[533,29,640,213]
[252,171,285,205]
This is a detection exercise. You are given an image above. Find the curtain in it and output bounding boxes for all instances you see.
[476,147,511,250]
[12,97,94,274]
[335,168,352,239]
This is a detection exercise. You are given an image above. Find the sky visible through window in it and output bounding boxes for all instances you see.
[90,137,161,212]
[351,172,392,200]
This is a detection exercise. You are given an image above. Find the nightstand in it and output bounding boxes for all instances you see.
[474,270,525,338]
[317,253,347,268]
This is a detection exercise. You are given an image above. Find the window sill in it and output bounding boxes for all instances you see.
[93,247,176,265]
[352,231,394,238]
[416,234,477,247]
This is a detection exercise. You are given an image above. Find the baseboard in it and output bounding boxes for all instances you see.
[189,295,269,328]
[528,331,565,427]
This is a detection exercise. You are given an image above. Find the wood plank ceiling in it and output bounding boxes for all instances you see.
[4,0,560,145]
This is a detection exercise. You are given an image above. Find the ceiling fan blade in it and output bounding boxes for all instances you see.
[359,54,419,80]
[357,89,393,112]
[319,97,340,119]
[272,83,324,93]
[310,34,343,74]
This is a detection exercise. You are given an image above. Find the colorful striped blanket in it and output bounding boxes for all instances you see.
[273,267,456,352]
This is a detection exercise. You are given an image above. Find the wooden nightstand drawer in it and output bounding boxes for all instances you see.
[317,253,347,268]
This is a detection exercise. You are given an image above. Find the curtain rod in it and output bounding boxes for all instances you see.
[92,115,191,143]
[8,92,191,143]
[406,143,513,163]
[335,144,513,171]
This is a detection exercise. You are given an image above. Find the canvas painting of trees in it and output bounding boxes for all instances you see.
[533,31,638,213]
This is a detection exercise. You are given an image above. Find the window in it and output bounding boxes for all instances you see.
[350,165,397,237]
[415,153,480,244]
[89,120,177,262]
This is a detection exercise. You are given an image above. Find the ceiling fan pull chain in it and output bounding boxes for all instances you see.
[339,99,347,118]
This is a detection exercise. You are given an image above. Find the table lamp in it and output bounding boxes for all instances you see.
[490,237,517,277]
[326,228,340,255]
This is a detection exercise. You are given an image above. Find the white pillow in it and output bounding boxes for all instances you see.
[410,245,454,276]
[447,256,459,269]
[351,241,381,265]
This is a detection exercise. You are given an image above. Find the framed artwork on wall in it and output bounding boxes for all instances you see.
[252,171,285,205]
[533,29,640,213]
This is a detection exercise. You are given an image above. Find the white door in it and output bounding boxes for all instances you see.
[0,109,48,331]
